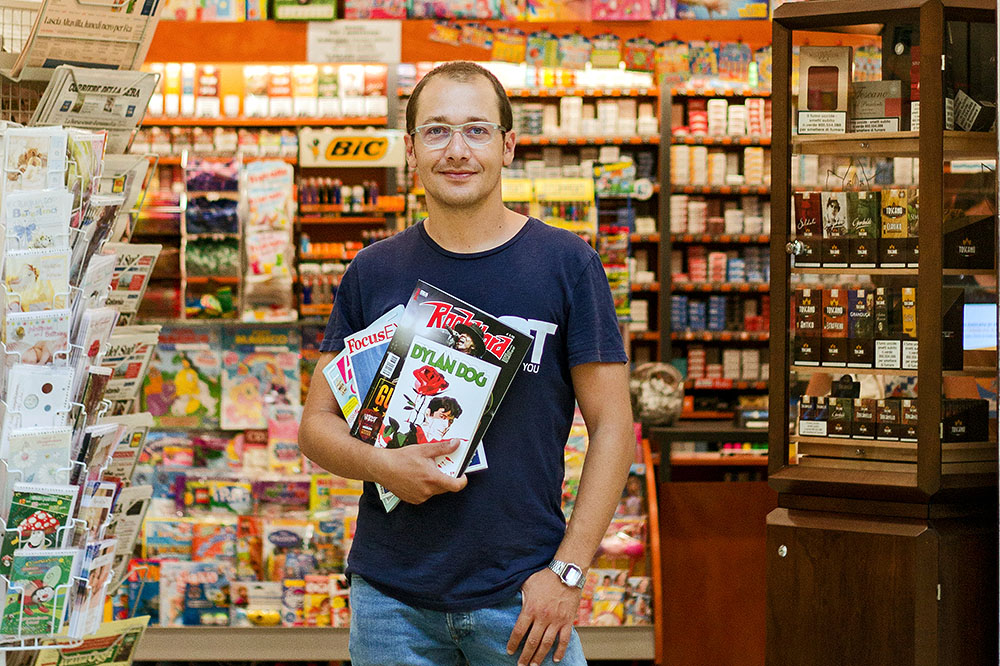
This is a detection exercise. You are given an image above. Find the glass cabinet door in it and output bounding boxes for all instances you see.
[768,0,998,501]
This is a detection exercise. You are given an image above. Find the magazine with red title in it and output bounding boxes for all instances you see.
[351,281,532,511]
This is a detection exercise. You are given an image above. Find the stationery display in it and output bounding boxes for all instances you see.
[0,122,159,649]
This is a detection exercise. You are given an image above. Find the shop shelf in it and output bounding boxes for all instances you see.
[671,331,770,342]
[518,136,660,146]
[671,281,769,293]
[630,233,661,243]
[791,130,997,160]
[684,379,769,390]
[672,135,771,146]
[673,184,770,195]
[670,86,771,98]
[669,233,770,244]
[297,216,388,225]
[143,116,388,127]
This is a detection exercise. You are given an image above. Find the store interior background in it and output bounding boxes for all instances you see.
[50,1,996,665]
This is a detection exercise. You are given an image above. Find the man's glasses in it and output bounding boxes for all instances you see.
[410,122,507,148]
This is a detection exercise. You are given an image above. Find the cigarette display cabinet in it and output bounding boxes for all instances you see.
[766,1,997,663]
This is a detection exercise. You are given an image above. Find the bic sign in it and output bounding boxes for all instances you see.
[325,137,387,160]
[299,128,405,167]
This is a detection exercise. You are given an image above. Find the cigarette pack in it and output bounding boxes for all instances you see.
[828,397,853,438]
[876,399,900,441]
[821,288,848,366]
[852,398,877,439]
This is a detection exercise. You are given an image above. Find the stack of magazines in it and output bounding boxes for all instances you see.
[325,281,532,512]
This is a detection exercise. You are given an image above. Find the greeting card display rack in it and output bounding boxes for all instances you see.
[0,122,159,656]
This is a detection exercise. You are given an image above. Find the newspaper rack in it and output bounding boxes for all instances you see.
[0,0,160,82]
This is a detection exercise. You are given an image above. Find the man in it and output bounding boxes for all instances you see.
[299,61,635,666]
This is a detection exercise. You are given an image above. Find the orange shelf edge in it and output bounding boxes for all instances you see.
[641,437,664,666]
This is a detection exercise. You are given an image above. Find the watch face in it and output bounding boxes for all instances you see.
[564,566,582,587]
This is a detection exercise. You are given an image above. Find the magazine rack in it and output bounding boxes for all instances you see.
[0,0,160,82]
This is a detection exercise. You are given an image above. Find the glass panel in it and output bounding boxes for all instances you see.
[786,24,924,478]
[940,161,998,477]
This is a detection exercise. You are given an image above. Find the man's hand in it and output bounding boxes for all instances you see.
[377,438,468,504]
[506,568,581,666]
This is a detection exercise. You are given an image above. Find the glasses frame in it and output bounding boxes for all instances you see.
[409,121,509,148]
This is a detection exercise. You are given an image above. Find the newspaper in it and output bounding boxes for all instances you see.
[100,154,155,243]
[10,0,162,79]
[102,242,161,323]
[31,67,160,154]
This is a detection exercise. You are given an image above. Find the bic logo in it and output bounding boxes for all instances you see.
[310,137,389,161]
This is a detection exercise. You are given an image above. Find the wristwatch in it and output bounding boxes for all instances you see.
[548,559,585,589]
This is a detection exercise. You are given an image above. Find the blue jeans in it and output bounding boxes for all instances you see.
[349,575,588,666]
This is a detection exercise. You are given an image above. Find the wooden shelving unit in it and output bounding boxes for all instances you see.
[767,1,999,664]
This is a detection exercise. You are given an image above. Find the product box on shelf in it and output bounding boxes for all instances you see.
[797,46,852,134]
[848,80,903,132]
[793,287,821,365]
[846,190,879,268]
[821,288,848,367]
[793,191,822,267]
[879,189,908,268]
[828,397,852,438]
[847,288,874,368]
[851,398,877,439]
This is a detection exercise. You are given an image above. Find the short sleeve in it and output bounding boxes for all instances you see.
[565,254,629,368]
[319,261,364,353]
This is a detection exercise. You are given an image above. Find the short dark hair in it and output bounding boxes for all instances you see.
[405,61,513,135]
[428,396,463,420]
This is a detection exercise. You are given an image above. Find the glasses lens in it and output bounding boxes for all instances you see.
[461,123,496,146]
[419,125,452,147]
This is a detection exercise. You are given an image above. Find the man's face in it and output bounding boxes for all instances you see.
[405,76,516,211]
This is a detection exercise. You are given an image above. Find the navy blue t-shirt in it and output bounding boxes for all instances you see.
[320,217,627,612]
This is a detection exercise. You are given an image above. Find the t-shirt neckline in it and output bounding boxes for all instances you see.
[418,217,537,259]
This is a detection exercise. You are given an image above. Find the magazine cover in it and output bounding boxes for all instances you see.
[352,281,532,509]
[323,304,403,427]
[2,548,80,636]
[102,243,162,320]
[99,411,154,482]
[142,326,221,429]
[159,560,229,627]
[32,615,150,666]
[221,327,300,430]
[99,324,161,404]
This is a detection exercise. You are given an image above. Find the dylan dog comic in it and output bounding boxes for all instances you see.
[351,281,532,512]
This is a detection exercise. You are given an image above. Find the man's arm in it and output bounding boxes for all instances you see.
[507,361,635,665]
[298,353,468,505]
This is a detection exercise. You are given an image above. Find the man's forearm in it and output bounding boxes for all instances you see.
[298,352,387,483]
[553,416,635,569]
[298,408,386,482]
